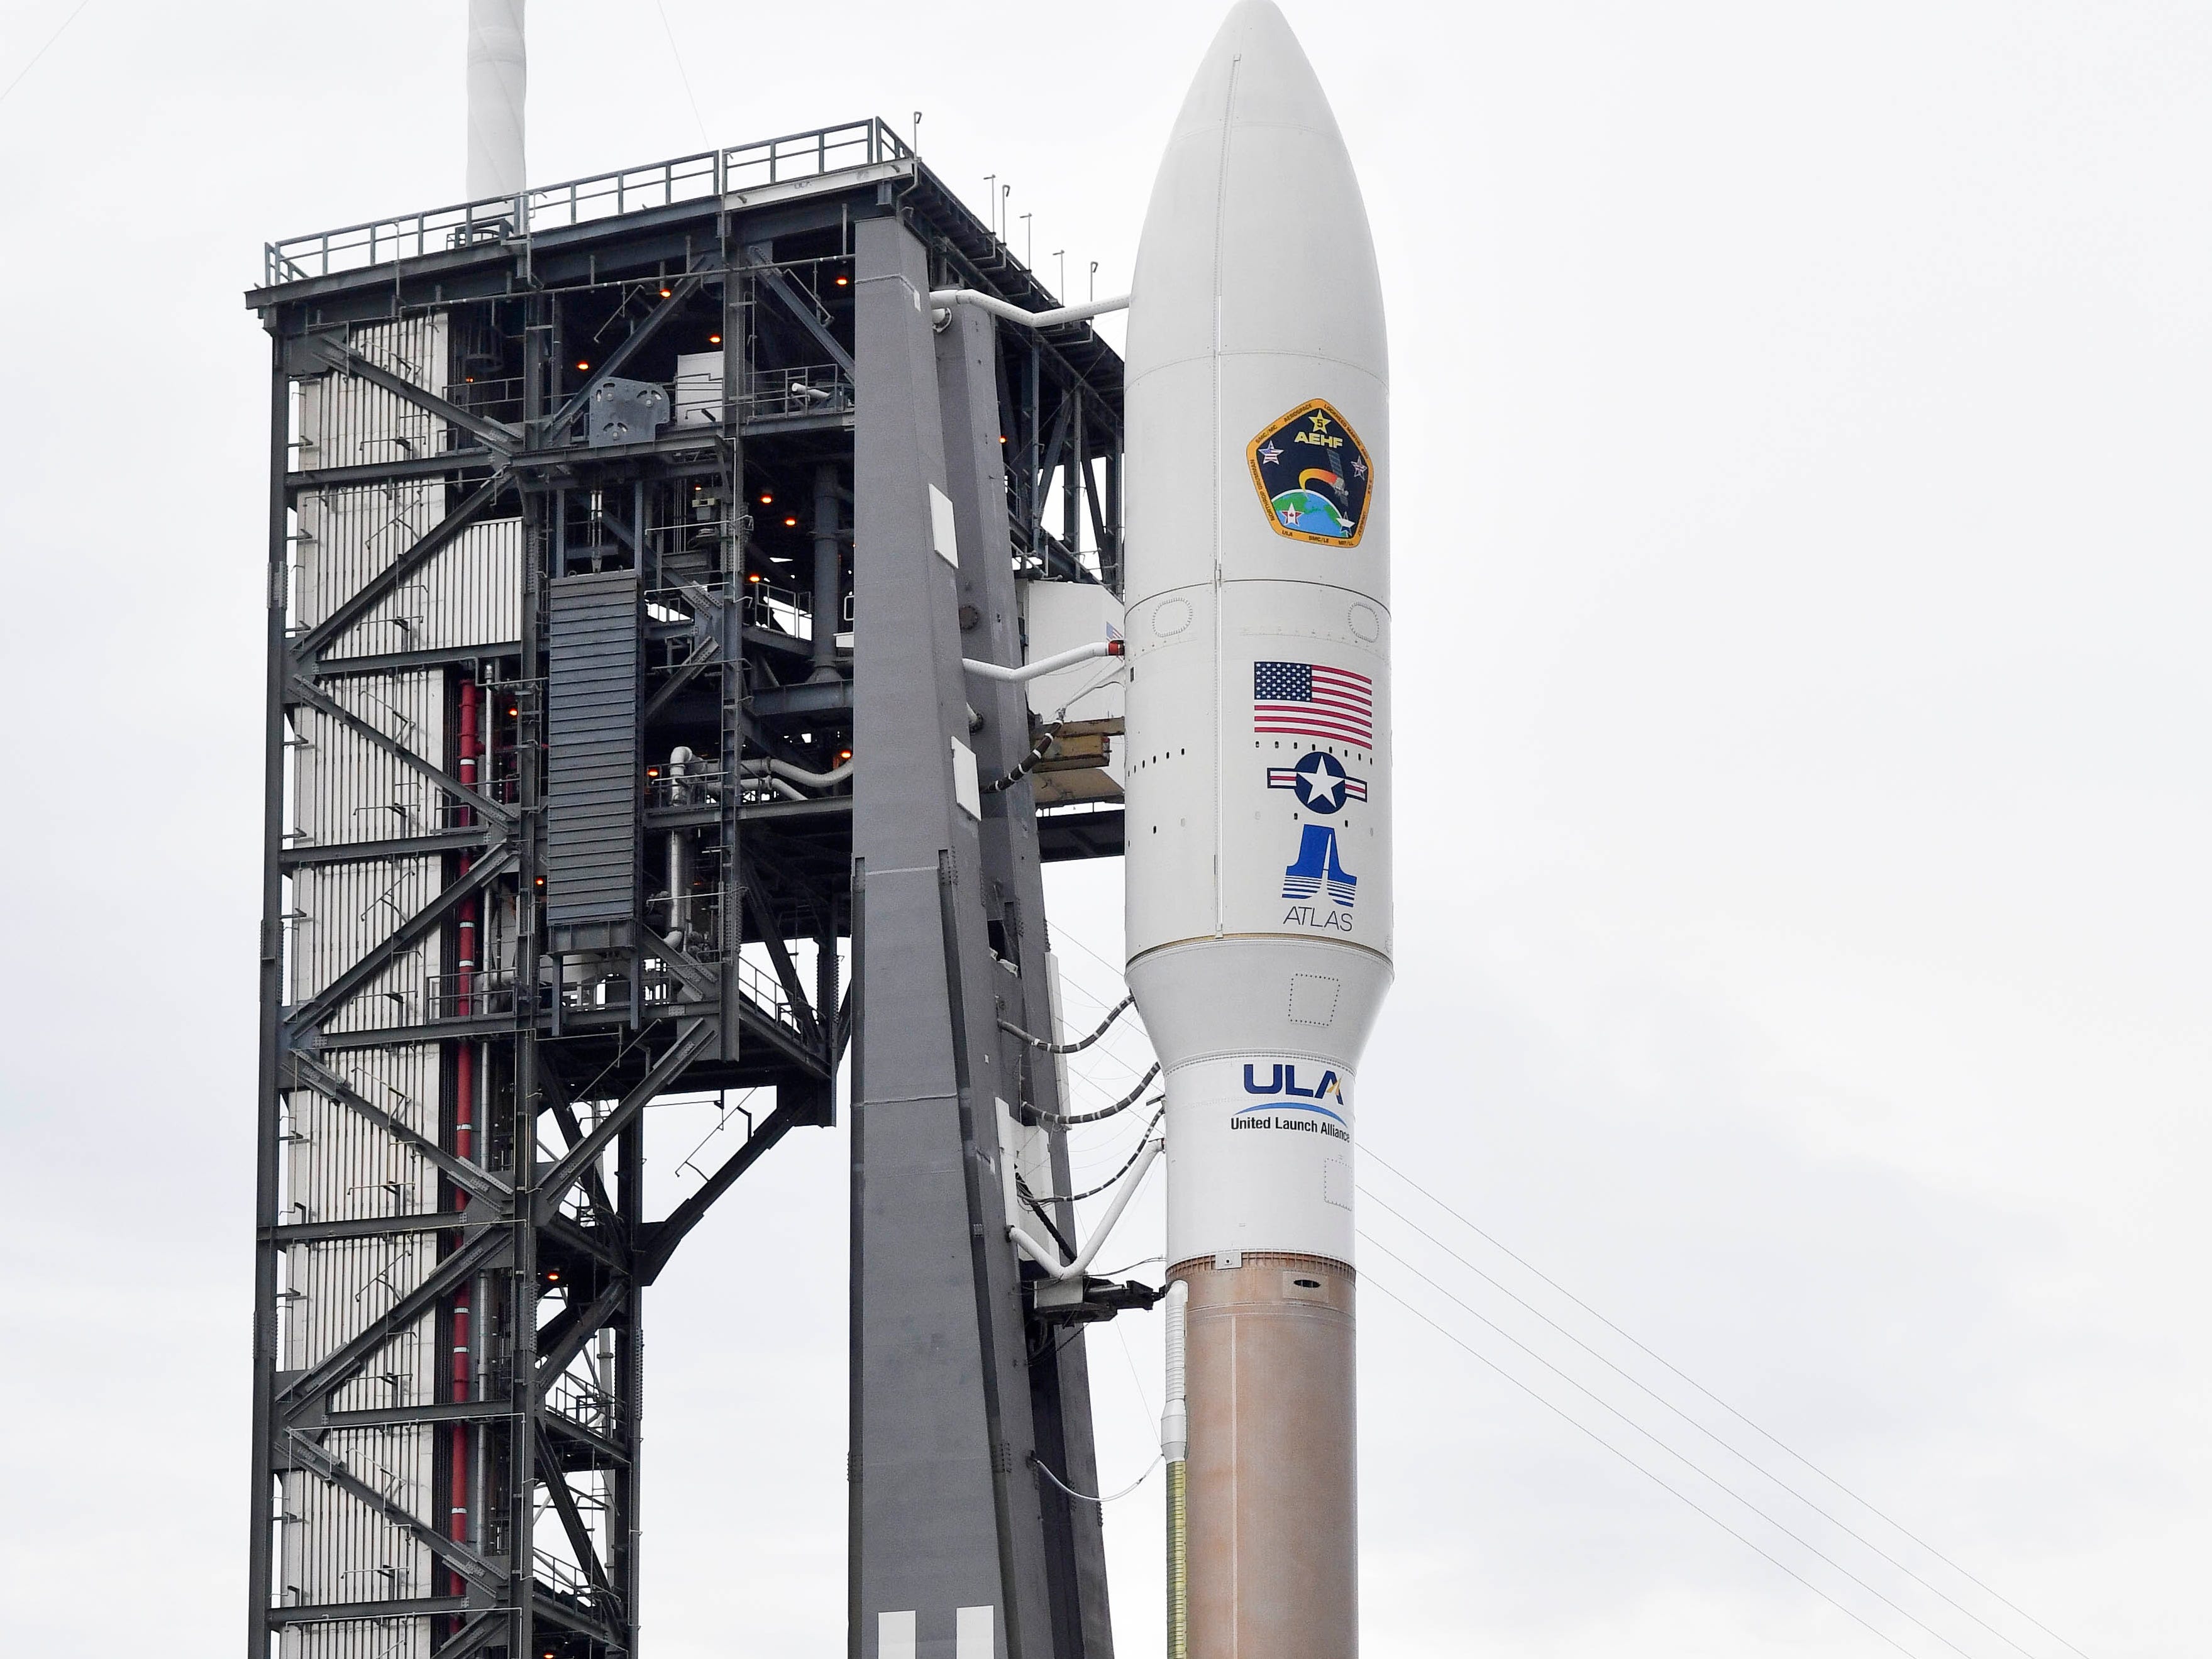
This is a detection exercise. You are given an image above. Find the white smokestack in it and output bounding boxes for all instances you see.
[466,0,527,200]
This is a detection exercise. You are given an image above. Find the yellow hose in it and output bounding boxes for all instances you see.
[1166,1457,1189,1659]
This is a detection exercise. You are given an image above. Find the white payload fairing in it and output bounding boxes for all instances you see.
[1122,4,1390,1655]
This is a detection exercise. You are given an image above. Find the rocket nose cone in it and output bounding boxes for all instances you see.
[1129,0,1384,380]
[1166,1,1344,149]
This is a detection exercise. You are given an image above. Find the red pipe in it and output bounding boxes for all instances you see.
[448,677,482,1571]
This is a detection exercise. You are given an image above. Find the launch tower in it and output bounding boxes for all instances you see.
[245,123,1137,1659]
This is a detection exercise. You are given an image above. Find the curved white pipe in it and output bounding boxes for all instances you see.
[1006,1137,1163,1284]
[743,756,856,791]
[1161,1279,1189,1462]
[467,0,528,201]
[929,289,1131,330]
[963,638,1122,684]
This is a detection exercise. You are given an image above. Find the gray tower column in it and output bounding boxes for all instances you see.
[934,302,1115,1658]
[849,214,1080,1659]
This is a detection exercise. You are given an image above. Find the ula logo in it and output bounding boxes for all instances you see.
[1232,1061,1352,1136]
[1243,1062,1344,1102]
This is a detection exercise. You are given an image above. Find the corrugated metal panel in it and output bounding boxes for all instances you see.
[296,315,449,474]
[288,858,445,1032]
[273,310,453,1659]
[279,1610,432,1659]
[293,483,440,639]
[546,571,641,929]
[292,670,445,848]
[274,1423,434,1612]
[281,1045,441,1225]
[294,491,522,660]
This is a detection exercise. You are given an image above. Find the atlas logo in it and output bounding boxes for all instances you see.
[1282,824,1356,909]
[1234,1061,1348,1125]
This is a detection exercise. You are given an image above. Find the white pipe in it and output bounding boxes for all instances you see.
[743,756,855,790]
[1007,1137,1163,1284]
[929,289,1131,330]
[963,638,1123,684]
[665,747,695,944]
[1161,1279,1189,1463]
[467,0,528,201]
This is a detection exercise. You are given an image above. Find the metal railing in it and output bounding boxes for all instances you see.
[267,118,914,285]
[731,951,800,1032]
[644,764,726,810]
[545,1369,619,1438]
[425,969,519,1022]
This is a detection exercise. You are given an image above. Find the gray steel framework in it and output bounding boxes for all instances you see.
[247,119,1137,1659]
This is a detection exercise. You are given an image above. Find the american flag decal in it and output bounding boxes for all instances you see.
[1253,661,1374,748]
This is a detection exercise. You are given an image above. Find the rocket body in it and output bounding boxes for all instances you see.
[1123,4,1390,1654]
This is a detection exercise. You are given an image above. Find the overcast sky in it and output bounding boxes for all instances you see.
[0,2,2205,1655]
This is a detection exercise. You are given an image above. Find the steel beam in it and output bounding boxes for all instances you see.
[292,473,512,662]
[638,1097,804,1283]
[290,332,522,455]
[282,844,519,1037]
[286,675,516,828]
[287,1050,512,1204]
[539,265,720,438]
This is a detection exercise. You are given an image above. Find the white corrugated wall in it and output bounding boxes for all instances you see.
[297,489,524,661]
[274,315,484,1656]
[296,316,449,474]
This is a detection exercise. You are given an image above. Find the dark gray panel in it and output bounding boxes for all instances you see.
[548,570,642,930]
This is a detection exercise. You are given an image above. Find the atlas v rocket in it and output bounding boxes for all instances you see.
[1122,4,1391,1655]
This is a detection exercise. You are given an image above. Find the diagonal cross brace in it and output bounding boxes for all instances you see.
[287,676,516,828]
[294,473,511,663]
[639,1098,802,1284]
[534,1019,712,1225]
[288,1049,512,1204]
[286,1429,506,1591]
[536,1278,630,1391]
[755,263,858,378]
[535,1425,616,1595]
[540,265,720,439]
[642,581,731,722]
[742,880,823,1049]
[292,333,521,456]
[429,1609,512,1659]
[277,1223,509,1416]
[284,843,519,1037]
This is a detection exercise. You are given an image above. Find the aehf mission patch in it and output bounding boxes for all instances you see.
[1247,398,1372,548]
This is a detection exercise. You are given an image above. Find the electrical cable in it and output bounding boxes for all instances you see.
[1027,1061,1160,1127]
[1020,1104,1164,1204]
[1048,922,1135,993]
[1359,1185,2050,1659]
[1092,1255,1165,1279]
[1002,991,1134,1053]
[1363,1275,1931,1659]
[983,724,1061,793]
[0,0,91,108]
[1032,1450,1161,1505]
[1362,1145,2088,1659]
[1360,1232,1985,1659]
[653,0,712,148]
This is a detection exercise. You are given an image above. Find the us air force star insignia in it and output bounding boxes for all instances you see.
[1264,750,1370,815]
[1246,398,1373,548]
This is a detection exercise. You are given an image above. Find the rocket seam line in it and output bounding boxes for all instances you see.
[1208,52,1241,946]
